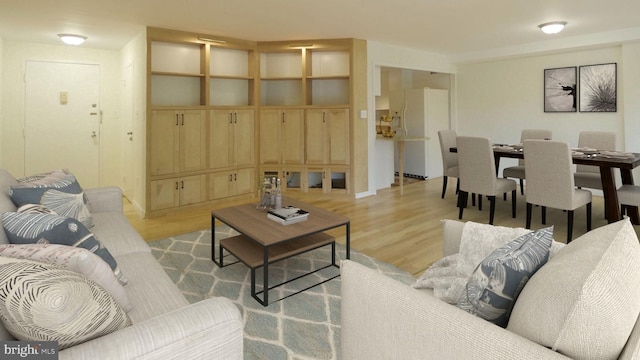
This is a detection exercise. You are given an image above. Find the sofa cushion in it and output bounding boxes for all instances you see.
[9,169,93,228]
[507,218,640,360]
[0,244,131,311]
[0,257,131,349]
[457,226,553,327]
[0,169,19,246]
[1,212,128,285]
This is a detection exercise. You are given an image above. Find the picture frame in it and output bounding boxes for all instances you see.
[579,63,617,112]
[544,67,577,112]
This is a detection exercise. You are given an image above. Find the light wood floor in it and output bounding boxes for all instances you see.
[125,177,619,277]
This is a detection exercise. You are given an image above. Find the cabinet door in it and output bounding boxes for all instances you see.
[305,109,328,164]
[281,109,304,164]
[210,110,233,169]
[150,178,179,210]
[150,110,179,176]
[234,110,255,167]
[179,110,207,172]
[259,110,282,164]
[179,174,206,205]
[209,171,233,200]
[234,167,255,196]
[327,109,350,165]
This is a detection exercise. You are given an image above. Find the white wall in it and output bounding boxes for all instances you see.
[456,46,629,175]
[1,40,122,186]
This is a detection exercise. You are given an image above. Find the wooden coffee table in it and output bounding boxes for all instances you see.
[211,197,350,306]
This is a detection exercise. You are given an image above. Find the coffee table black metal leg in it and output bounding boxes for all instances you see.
[263,246,269,305]
[346,222,351,260]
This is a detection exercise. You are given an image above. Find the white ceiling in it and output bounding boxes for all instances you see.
[1,0,639,63]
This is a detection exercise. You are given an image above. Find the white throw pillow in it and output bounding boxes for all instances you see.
[0,244,131,311]
[507,218,640,360]
[0,257,132,349]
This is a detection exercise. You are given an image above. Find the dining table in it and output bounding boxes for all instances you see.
[451,145,640,225]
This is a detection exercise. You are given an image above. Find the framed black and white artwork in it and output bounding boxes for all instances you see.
[544,67,577,112]
[579,63,617,112]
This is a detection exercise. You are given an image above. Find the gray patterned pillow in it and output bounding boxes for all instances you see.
[1,212,128,285]
[0,257,131,349]
[457,226,553,327]
[9,169,93,228]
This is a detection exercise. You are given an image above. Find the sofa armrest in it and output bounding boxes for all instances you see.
[59,297,242,360]
[340,260,568,360]
[85,187,123,213]
[442,219,465,256]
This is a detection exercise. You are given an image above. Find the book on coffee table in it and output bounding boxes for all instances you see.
[267,206,309,225]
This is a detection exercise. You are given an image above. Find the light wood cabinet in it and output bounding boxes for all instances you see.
[210,109,255,169]
[306,167,349,193]
[150,175,207,211]
[209,168,255,200]
[150,109,206,176]
[305,109,350,165]
[259,109,304,165]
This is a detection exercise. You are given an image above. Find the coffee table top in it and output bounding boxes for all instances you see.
[212,197,350,246]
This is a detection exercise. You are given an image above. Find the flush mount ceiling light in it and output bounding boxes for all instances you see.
[58,34,87,45]
[538,22,567,35]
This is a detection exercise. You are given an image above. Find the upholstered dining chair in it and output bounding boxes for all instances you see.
[438,129,459,199]
[502,129,552,195]
[524,140,592,243]
[574,131,616,189]
[457,136,517,225]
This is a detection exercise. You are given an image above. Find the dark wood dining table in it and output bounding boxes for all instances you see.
[451,145,640,225]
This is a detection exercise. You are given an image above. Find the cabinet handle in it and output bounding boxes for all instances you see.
[323,171,326,179]
[175,114,179,126]
[323,112,326,123]
[234,173,237,181]
[229,174,233,182]
[234,112,237,124]
[282,113,285,123]
[175,181,179,190]
[181,181,185,189]
[229,113,233,124]
[181,114,184,126]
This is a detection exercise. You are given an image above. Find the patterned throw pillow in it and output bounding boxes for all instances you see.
[0,244,131,311]
[457,226,553,327]
[1,212,128,285]
[9,169,93,228]
[0,257,131,349]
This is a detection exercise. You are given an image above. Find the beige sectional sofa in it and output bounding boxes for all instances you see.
[341,219,640,360]
[0,169,243,359]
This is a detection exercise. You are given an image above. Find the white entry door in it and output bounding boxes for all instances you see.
[25,61,101,188]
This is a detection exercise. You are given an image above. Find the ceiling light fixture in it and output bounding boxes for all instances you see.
[58,34,87,45]
[538,22,567,35]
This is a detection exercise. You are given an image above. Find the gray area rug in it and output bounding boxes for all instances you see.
[148,226,416,360]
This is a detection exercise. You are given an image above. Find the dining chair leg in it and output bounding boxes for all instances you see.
[457,191,468,219]
[478,195,483,211]
[541,206,547,225]
[519,179,524,195]
[489,195,496,225]
[526,203,533,229]
[586,202,592,231]
[567,210,574,243]
[511,190,516,218]
[455,179,460,194]
[472,193,476,207]
[441,176,448,199]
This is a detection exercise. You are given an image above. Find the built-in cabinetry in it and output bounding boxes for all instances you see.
[146,28,366,216]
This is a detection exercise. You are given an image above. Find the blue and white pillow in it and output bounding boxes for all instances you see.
[457,226,553,327]
[1,212,127,285]
[9,169,93,228]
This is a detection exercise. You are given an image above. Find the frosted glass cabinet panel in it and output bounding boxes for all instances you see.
[151,42,202,74]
